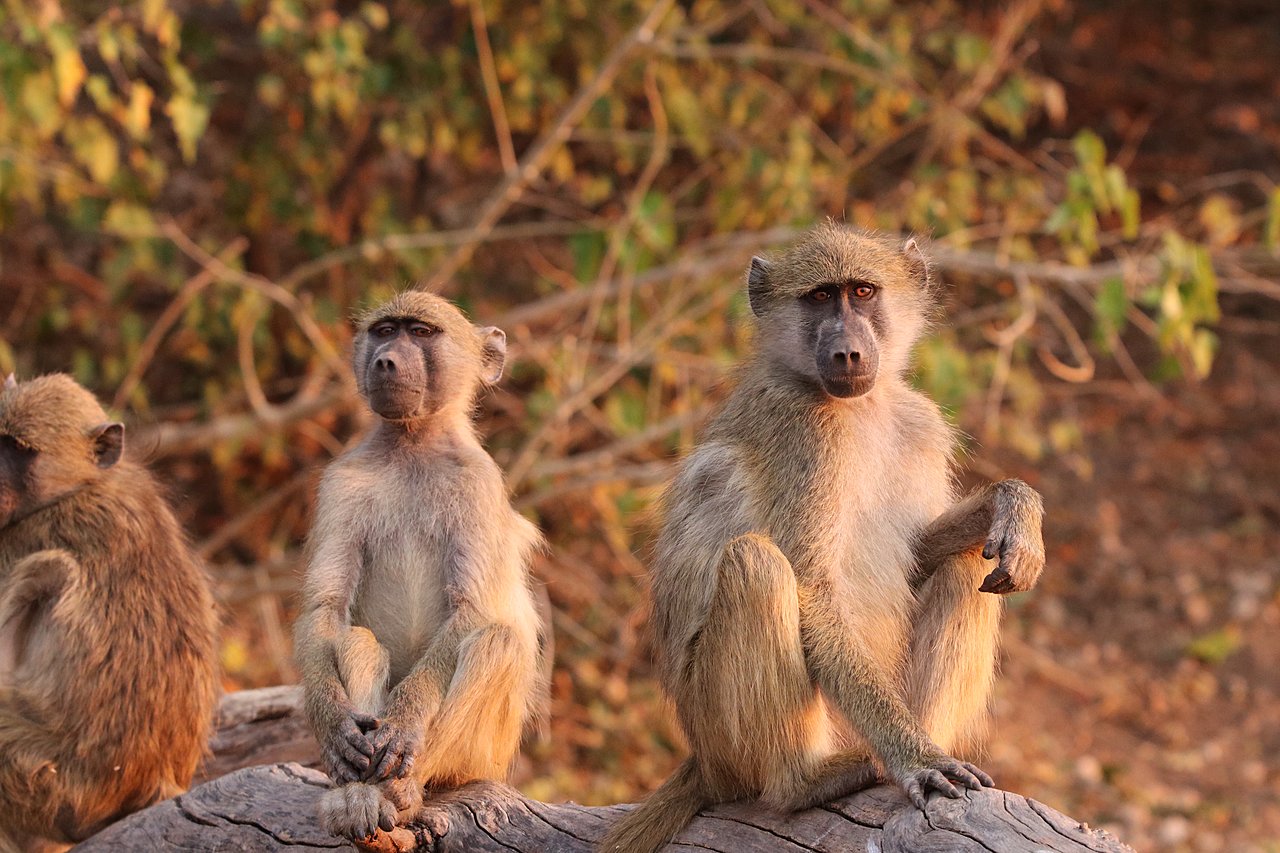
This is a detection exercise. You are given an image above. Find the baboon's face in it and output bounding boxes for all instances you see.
[0,375,123,529]
[361,316,457,421]
[795,281,883,398]
[358,308,507,424]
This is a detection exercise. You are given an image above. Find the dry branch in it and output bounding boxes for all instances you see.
[73,687,1135,852]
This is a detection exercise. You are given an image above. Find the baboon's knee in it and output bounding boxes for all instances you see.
[719,534,796,602]
[458,624,523,679]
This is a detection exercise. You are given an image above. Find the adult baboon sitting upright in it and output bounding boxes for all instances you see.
[603,223,1046,852]
[0,373,218,852]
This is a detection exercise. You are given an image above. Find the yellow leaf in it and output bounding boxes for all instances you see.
[103,201,157,238]
[65,116,118,184]
[20,72,62,139]
[48,28,87,107]
[125,82,155,139]
[166,93,210,163]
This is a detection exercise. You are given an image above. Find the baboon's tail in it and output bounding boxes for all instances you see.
[599,757,707,853]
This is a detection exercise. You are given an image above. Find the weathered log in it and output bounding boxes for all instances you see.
[198,685,319,783]
[76,764,1133,852]
[72,689,1134,851]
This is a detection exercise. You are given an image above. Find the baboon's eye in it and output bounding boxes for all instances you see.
[409,323,439,337]
[805,288,834,304]
[372,322,397,338]
[853,283,877,299]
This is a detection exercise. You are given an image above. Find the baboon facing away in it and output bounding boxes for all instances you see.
[294,292,548,840]
[0,374,218,852]
[602,223,1046,852]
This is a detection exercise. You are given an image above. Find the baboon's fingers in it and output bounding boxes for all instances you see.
[903,777,928,810]
[978,569,1014,594]
[961,762,995,788]
[352,712,382,733]
[369,744,405,781]
[340,718,376,758]
[324,746,363,783]
[942,762,985,790]
[920,769,961,799]
[334,737,372,775]
[981,518,1009,561]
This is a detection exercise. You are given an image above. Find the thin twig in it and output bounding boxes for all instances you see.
[418,0,677,293]
[469,0,517,175]
[112,236,249,411]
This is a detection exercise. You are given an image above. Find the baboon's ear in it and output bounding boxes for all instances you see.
[478,326,507,384]
[3,374,16,391]
[901,238,932,288]
[91,423,125,469]
[747,256,773,317]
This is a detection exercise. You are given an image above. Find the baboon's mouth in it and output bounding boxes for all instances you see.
[368,386,425,419]
[819,372,877,398]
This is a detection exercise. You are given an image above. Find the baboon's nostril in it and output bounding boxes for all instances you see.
[832,350,861,366]
[374,356,397,373]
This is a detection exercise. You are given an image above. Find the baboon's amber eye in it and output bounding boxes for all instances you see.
[410,324,438,337]
[372,323,397,337]
[853,284,876,299]
[807,289,832,303]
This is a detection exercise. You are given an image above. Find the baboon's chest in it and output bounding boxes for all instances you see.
[349,470,466,680]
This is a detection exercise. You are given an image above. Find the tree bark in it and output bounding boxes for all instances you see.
[72,688,1134,852]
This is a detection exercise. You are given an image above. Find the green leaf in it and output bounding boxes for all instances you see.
[1265,187,1280,252]
[1186,627,1240,664]
[1072,129,1105,169]
[1094,276,1129,339]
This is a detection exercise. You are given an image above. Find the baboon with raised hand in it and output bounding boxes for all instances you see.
[602,223,1046,852]
[0,373,218,852]
[294,292,548,841]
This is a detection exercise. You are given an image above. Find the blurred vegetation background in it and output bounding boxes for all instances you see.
[1,0,1277,849]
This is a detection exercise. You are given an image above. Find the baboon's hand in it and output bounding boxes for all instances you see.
[365,716,423,782]
[323,710,380,784]
[897,756,994,811]
[979,480,1045,594]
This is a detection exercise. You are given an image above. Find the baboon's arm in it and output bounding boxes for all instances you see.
[798,584,938,767]
[0,550,76,629]
[912,479,1045,594]
[798,583,991,807]
[294,506,376,782]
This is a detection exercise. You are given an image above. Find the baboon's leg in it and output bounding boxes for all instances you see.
[336,626,390,717]
[906,551,1001,756]
[680,534,837,805]
[410,623,531,787]
[761,749,880,812]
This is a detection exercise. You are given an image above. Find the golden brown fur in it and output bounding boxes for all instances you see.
[0,374,218,852]
[293,293,548,840]
[602,224,1045,852]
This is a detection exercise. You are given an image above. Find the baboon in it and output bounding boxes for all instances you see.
[602,223,1046,852]
[294,292,548,840]
[0,373,218,852]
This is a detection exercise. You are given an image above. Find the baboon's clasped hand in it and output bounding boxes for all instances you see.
[324,709,380,783]
[365,715,422,782]
[979,480,1046,594]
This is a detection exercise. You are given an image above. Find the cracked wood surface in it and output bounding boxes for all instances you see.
[72,762,1134,852]
[71,688,1134,851]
